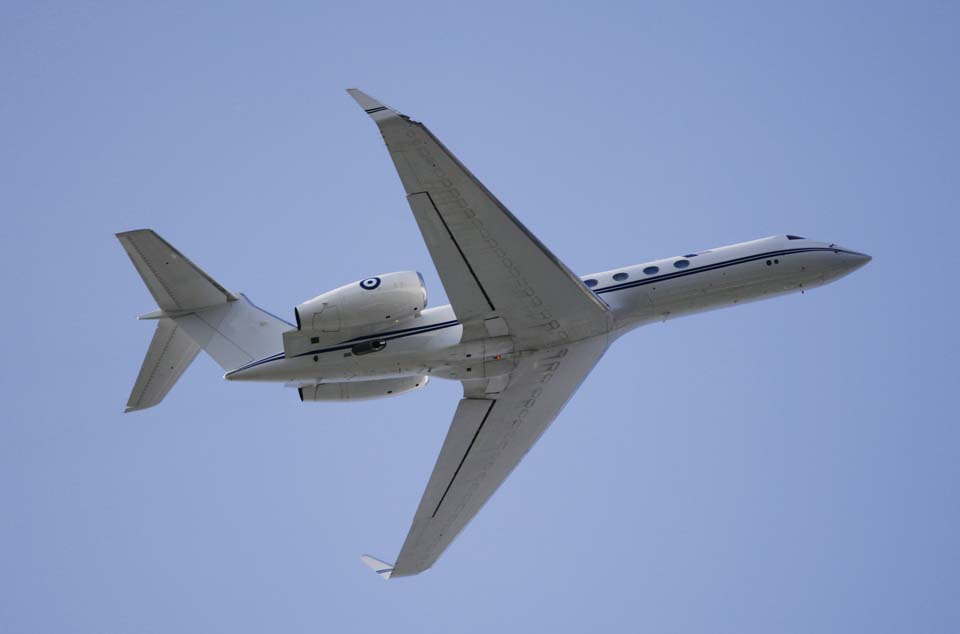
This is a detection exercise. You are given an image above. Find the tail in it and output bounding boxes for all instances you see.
[116,229,291,412]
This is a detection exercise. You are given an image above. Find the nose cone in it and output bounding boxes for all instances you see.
[845,251,872,271]
[833,248,872,276]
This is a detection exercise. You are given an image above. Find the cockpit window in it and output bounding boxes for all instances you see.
[786,235,805,240]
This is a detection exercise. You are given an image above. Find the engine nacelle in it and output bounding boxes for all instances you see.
[299,376,429,401]
[283,272,427,356]
[295,271,426,332]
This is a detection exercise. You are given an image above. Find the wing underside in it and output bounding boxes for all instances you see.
[348,89,609,347]
[378,336,608,577]
[349,89,612,578]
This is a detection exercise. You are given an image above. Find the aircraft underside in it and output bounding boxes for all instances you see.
[116,89,869,578]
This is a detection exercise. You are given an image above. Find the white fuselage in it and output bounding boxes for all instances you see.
[226,235,870,385]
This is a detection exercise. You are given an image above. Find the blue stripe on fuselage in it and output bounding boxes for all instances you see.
[229,247,856,374]
[593,247,850,294]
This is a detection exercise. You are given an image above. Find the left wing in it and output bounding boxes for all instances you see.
[363,335,608,578]
[347,89,610,347]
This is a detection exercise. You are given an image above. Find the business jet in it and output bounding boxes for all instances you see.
[117,89,870,579]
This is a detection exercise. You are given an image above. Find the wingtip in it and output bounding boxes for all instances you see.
[346,87,379,107]
[346,88,400,118]
[116,229,156,242]
[360,554,395,580]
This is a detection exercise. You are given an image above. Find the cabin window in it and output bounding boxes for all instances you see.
[643,266,659,275]
[584,278,598,288]
[613,272,629,281]
[351,339,387,356]
[674,259,690,269]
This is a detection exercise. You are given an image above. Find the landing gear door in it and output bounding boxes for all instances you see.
[482,336,516,396]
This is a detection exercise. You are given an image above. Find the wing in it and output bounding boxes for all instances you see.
[124,318,201,412]
[365,335,608,578]
[348,89,610,347]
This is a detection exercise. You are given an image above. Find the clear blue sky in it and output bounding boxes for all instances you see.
[1,2,957,632]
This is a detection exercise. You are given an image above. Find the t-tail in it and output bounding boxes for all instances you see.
[116,229,290,412]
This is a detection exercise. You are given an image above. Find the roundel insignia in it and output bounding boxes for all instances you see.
[360,277,381,290]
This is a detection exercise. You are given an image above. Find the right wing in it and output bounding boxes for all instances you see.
[348,89,610,347]
[364,335,608,578]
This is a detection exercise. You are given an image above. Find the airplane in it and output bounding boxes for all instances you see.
[116,89,871,579]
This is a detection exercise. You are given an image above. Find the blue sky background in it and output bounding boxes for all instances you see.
[1,2,958,632]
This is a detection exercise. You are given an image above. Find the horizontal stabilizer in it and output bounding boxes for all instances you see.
[125,318,200,412]
[360,555,394,580]
[117,229,235,311]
